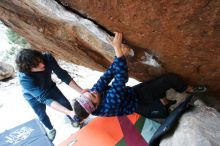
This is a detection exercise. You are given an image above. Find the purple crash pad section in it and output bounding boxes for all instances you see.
[118,116,148,146]
[0,119,53,146]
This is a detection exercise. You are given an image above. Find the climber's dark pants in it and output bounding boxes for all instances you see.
[133,73,188,118]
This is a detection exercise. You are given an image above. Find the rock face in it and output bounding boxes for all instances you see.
[160,100,220,146]
[0,0,220,96]
[0,62,14,80]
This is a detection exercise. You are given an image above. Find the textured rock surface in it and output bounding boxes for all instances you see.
[160,100,220,146]
[0,0,220,97]
[0,62,14,80]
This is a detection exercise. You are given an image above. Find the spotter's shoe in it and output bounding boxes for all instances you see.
[47,128,56,141]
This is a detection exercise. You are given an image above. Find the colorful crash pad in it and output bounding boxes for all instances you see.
[59,113,160,146]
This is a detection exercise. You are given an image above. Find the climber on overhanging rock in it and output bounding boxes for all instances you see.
[72,32,208,126]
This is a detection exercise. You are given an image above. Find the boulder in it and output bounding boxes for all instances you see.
[160,100,220,146]
[0,0,219,98]
[0,62,14,80]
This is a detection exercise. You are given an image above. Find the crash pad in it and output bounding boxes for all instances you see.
[0,119,53,146]
[59,113,160,146]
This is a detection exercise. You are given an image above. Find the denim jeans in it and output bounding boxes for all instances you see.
[28,86,72,130]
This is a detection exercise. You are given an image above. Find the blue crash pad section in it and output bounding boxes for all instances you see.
[141,118,161,143]
[149,95,193,146]
[0,119,53,146]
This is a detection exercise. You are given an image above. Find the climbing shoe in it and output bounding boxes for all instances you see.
[189,85,208,94]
